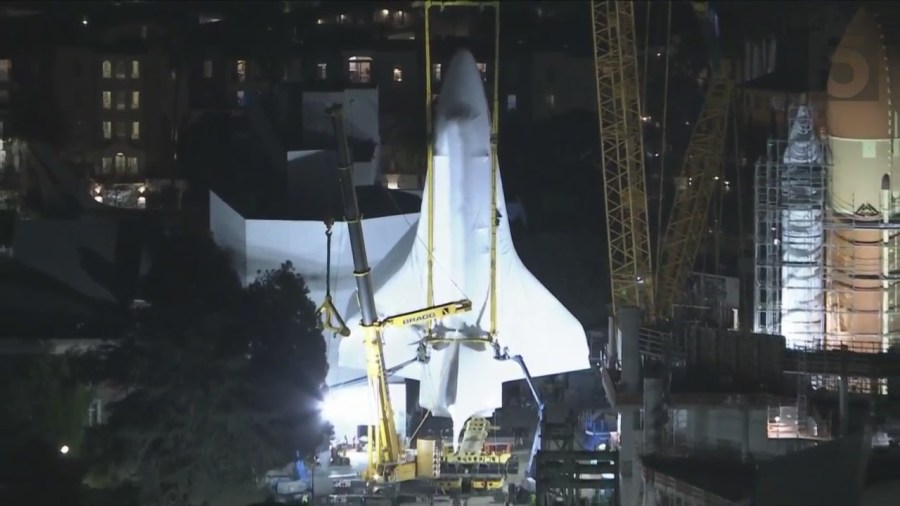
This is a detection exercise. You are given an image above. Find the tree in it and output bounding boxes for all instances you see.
[0,356,94,505]
[83,233,329,506]
[0,356,93,455]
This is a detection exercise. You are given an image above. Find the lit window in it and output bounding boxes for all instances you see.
[317,18,325,25]
[339,14,348,23]
[101,157,112,173]
[114,152,126,171]
[0,59,10,81]
[348,56,372,83]
[432,63,442,81]
[102,60,111,78]
[131,60,140,79]
[393,67,403,82]
[102,91,111,109]
[127,156,138,174]
[115,61,126,79]
[394,10,407,25]
[131,91,140,109]
[546,94,556,107]
[236,90,245,107]
[102,121,112,139]
[378,8,390,21]
[131,121,140,140]
[116,91,126,110]
[317,63,327,80]
[236,60,246,82]
[115,121,126,139]
[203,59,213,78]
[137,196,146,208]
[477,63,487,82]
[507,94,517,111]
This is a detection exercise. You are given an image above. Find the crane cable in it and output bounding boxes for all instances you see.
[654,1,673,281]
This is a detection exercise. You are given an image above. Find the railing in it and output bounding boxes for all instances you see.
[632,329,899,380]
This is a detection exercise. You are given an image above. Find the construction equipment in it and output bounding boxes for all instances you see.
[327,103,473,487]
[592,0,655,317]
[591,0,734,322]
[655,1,734,320]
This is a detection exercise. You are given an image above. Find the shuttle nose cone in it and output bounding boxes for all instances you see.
[436,49,489,124]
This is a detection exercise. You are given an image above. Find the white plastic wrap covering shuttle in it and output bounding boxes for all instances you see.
[339,49,591,449]
[779,106,825,349]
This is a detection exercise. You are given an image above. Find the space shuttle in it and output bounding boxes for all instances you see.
[339,49,591,446]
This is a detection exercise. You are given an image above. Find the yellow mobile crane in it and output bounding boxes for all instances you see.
[327,105,472,486]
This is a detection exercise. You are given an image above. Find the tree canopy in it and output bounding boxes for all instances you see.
[83,232,328,506]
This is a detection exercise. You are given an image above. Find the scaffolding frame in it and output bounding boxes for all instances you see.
[754,134,900,394]
[753,138,828,347]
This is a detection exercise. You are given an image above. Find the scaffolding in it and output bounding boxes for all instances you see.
[754,106,900,394]
[753,138,827,348]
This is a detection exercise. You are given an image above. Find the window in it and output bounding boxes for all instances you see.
[127,156,138,174]
[392,67,403,82]
[203,59,213,78]
[131,60,140,79]
[236,90,246,107]
[115,61,126,79]
[137,196,146,208]
[476,62,487,82]
[316,63,327,80]
[116,91,126,110]
[87,399,103,427]
[114,152,126,171]
[236,59,246,82]
[102,60,111,78]
[432,63,442,81]
[102,91,112,109]
[0,59,10,82]
[141,25,148,39]
[546,94,556,108]
[507,94,517,111]
[131,121,140,140]
[115,121,126,139]
[102,121,112,139]
[101,156,112,174]
[131,91,140,109]
[394,10,407,26]
[347,56,372,83]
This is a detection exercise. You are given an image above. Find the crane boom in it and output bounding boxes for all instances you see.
[655,72,733,318]
[328,104,401,480]
[655,1,734,318]
[328,105,473,485]
[591,0,654,315]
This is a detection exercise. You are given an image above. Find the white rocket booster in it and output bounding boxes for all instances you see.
[339,49,591,448]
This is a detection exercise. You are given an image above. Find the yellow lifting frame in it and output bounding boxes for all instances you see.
[423,0,502,344]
